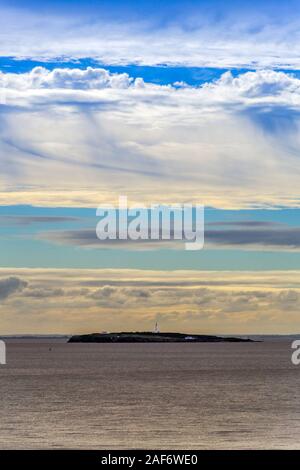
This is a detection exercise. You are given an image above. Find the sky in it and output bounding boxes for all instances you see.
[0,1,300,334]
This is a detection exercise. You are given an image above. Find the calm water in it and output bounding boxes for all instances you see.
[0,342,299,449]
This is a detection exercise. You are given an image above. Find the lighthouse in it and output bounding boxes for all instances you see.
[153,321,160,334]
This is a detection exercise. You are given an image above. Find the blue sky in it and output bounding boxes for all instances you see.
[1,205,300,270]
[1,1,300,333]
[3,56,300,87]
[0,57,245,85]
[0,0,299,274]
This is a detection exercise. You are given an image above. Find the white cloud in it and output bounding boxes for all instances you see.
[1,67,300,104]
[0,68,300,208]
[0,66,134,90]
[1,5,300,69]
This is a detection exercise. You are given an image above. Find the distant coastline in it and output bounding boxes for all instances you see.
[68,332,253,343]
[2,334,300,343]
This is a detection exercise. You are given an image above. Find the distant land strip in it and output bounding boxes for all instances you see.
[68,332,254,343]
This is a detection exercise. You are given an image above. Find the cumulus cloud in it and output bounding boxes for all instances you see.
[203,70,300,104]
[0,276,27,300]
[23,287,65,298]
[0,67,135,91]
[1,67,300,108]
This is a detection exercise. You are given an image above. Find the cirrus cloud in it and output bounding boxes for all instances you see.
[1,2,300,69]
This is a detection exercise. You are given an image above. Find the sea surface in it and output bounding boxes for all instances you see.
[0,341,299,449]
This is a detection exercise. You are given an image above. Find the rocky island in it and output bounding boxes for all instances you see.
[68,332,253,343]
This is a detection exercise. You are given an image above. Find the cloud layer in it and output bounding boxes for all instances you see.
[40,220,300,252]
[0,67,300,208]
[0,268,299,334]
[1,3,300,68]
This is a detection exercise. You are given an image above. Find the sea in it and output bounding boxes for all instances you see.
[0,340,299,449]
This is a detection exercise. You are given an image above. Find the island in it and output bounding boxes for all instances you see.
[68,332,253,343]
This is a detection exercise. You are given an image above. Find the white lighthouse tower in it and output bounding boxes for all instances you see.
[153,321,160,334]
